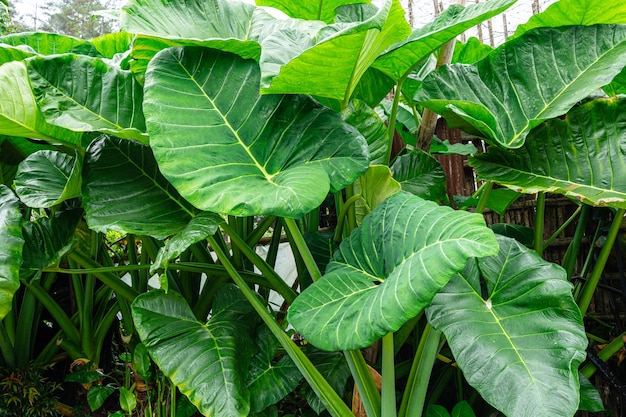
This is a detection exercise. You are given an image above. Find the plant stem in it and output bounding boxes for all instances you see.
[399,324,442,417]
[578,209,626,317]
[543,205,582,250]
[385,77,405,165]
[580,330,626,378]
[283,217,322,282]
[381,333,397,417]
[206,235,355,417]
[344,350,381,417]
[534,192,546,255]
[222,222,298,304]
[334,193,363,242]
[474,181,493,214]
[68,251,139,302]
[562,204,591,279]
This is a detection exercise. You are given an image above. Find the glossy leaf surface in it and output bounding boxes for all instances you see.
[132,286,257,417]
[0,32,100,56]
[27,54,148,143]
[416,25,626,148]
[289,192,498,351]
[21,208,81,275]
[83,136,197,239]
[427,236,587,417]
[354,165,401,224]
[144,47,369,217]
[247,326,301,413]
[121,0,261,59]
[471,97,626,208]
[390,149,447,203]
[372,0,516,81]
[0,62,83,146]
[259,0,410,103]
[151,212,223,274]
[14,151,81,208]
[256,0,370,23]
[0,185,22,319]
[513,0,626,38]
[342,99,390,165]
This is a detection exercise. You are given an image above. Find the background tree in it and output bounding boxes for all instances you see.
[39,0,117,38]
[1,1,28,35]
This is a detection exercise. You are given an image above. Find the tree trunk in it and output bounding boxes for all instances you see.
[416,0,467,150]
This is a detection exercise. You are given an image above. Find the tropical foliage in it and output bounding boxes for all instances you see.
[0,0,624,416]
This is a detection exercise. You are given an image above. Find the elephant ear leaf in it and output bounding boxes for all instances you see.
[289,192,498,351]
[132,285,258,417]
[0,185,23,319]
[426,236,587,417]
[471,97,626,208]
[416,25,626,148]
[144,46,369,217]
[26,54,148,143]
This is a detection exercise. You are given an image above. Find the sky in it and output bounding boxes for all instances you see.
[9,0,558,45]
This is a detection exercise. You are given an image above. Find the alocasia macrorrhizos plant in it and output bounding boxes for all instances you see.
[0,0,622,415]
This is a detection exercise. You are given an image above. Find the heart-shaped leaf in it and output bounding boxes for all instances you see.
[354,164,401,223]
[390,149,447,203]
[288,192,498,351]
[27,54,148,143]
[246,325,302,413]
[513,0,626,38]
[259,0,410,103]
[144,46,369,217]
[0,32,100,56]
[0,61,83,146]
[426,236,587,417]
[14,150,82,208]
[256,0,370,24]
[372,0,516,81]
[470,97,626,208]
[416,25,626,148]
[342,99,390,165]
[0,185,22,319]
[151,212,223,274]
[83,135,198,239]
[132,285,258,417]
[121,0,261,60]
[21,208,81,274]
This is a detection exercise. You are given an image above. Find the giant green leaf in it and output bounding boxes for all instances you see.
[121,0,261,59]
[0,185,22,319]
[288,192,498,351]
[21,208,81,273]
[151,212,224,274]
[14,150,82,208]
[90,31,135,59]
[415,25,626,149]
[342,99,390,165]
[354,164,401,223]
[0,61,83,146]
[301,348,351,414]
[426,236,587,417]
[246,325,301,413]
[390,149,447,203]
[256,0,370,24]
[26,54,148,143]
[83,135,198,239]
[144,47,369,217]
[132,285,258,417]
[0,44,35,65]
[372,0,516,81]
[0,32,100,56]
[513,0,626,38]
[470,97,626,208]
[259,0,410,103]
